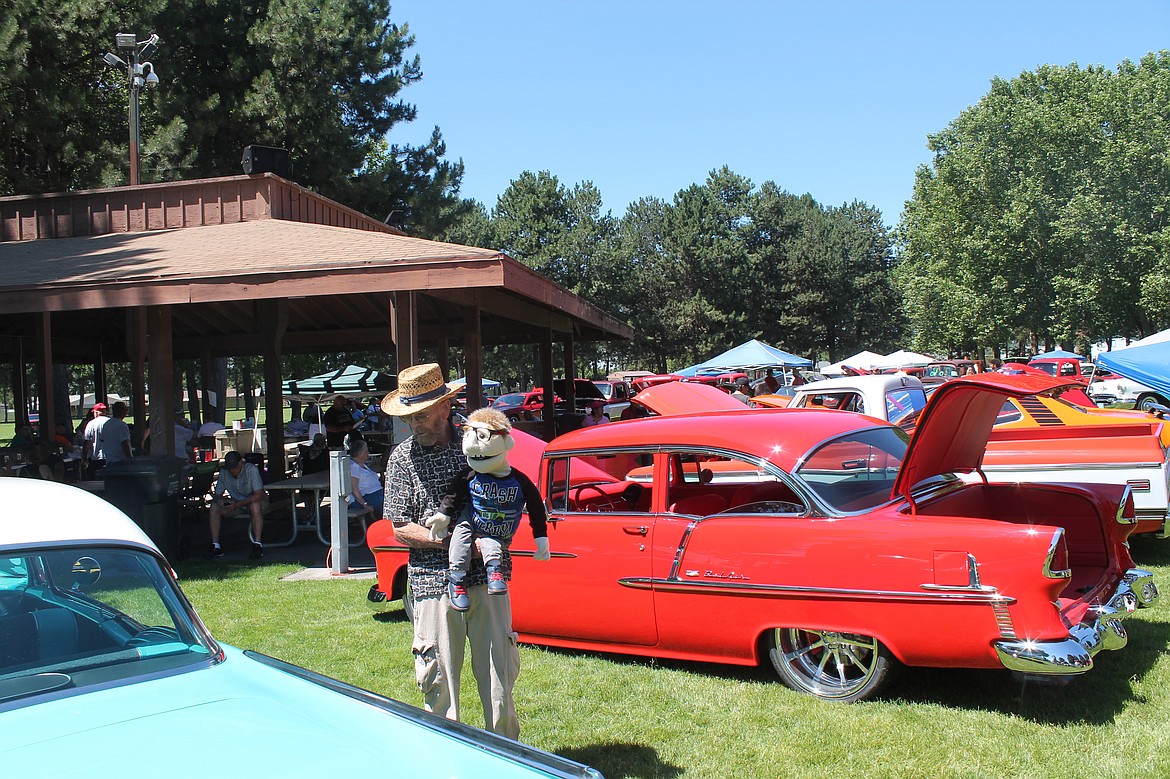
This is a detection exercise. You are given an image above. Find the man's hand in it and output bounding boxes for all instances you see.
[533,536,551,561]
[425,512,452,542]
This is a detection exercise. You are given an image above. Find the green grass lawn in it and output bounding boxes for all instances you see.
[173,536,1170,779]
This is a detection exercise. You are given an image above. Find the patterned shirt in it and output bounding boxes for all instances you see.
[384,427,509,599]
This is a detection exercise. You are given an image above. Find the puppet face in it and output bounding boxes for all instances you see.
[462,420,514,475]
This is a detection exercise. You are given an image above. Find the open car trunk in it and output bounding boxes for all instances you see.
[911,480,1131,608]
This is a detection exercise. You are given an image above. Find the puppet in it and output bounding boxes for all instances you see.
[426,408,550,611]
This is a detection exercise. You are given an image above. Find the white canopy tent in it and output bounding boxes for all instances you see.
[822,350,886,375]
[871,350,935,369]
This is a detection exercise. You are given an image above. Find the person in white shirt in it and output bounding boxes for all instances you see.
[101,402,133,464]
[82,402,109,478]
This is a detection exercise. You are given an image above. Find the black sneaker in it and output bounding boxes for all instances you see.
[206,544,223,560]
[249,543,264,560]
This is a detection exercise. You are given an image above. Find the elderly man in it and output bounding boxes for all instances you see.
[381,363,520,739]
[206,451,268,560]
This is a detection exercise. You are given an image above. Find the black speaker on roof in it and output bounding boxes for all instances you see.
[241,145,290,176]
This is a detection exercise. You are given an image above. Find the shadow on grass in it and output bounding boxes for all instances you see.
[527,617,1169,726]
[372,608,410,624]
[1127,536,1170,567]
[556,742,683,779]
[876,617,1170,724]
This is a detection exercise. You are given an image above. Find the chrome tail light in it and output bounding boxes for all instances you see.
[1043,528,1071,580]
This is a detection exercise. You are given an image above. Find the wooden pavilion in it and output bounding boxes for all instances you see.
[0,173,633,469]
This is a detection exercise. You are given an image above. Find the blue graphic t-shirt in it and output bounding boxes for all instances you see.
[439,467,548,542]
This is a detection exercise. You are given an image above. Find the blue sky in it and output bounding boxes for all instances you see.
[388,1,1169,227]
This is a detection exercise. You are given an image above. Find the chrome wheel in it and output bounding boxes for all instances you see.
[769,628,894,702]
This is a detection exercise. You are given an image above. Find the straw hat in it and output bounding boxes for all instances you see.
[381,363,464,416]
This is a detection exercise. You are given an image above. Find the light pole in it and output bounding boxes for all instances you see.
[102,33,160,186]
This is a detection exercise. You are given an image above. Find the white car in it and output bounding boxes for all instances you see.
[1089,371,1170,411]
[0,479,602,779]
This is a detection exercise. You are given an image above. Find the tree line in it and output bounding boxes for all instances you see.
[2,1,1168,390]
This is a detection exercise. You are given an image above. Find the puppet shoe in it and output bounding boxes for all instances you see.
[448,576,470,612]
[486,564,508,595]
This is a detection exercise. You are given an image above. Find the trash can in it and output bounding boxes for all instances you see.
[101,457,186,557]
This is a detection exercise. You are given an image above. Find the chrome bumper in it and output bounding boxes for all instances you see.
[993,568,1159,675]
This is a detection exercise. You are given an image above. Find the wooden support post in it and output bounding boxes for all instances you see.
[562,336,576,411]
[33,313,55,438]
[127,308,148,451]
[146,306,175,459]
[462,305,483,411]
[13,350,26,428]
[256,300,288,477]
[391,291,417,372]
[540,331,555,441]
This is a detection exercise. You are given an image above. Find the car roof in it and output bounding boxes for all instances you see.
[795,373,925,394]
[545,408,881,471]
[0,479,158,551]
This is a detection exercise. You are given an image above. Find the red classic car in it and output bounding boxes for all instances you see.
[489,390,563,420]
[368,375,1157,702]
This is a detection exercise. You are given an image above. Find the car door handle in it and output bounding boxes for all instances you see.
[623,525,649,536]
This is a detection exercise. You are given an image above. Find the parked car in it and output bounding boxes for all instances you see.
[1089,369,1170,411]
[490,390,563,421]
[921,359,982,383]
[368,374,1157,702]
[790,373,1170,536]
[1027,356,1091,384]
[0,479,601,779]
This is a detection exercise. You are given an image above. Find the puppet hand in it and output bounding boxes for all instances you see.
[533,536,551,561]
[426,512,452,542]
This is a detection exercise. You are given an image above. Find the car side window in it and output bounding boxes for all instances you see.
[547,453,654,514]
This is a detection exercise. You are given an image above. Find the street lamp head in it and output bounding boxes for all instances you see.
[102,52,127,69]
[115,33,136,50]
[137,35,159,60]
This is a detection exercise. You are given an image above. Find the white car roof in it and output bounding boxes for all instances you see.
[796,374,925,394]
[0,479,158,551]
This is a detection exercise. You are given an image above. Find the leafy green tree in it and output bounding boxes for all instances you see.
[898,54,1170,355]
[1,0,464,238]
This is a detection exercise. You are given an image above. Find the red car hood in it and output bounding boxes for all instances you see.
[894,373,1074,498]
[632,381,747,415]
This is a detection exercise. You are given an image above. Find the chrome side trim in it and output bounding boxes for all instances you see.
[1116,485,1135,525]
[617,576,1014,604]
[993,567,1158,675]
[921,553,997,592]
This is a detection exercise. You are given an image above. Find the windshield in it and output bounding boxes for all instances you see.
[491,393,526,408]
[1030,362,1058,376]
[794,427,908,512]
[0,546,215,707]
[884,387,928,425]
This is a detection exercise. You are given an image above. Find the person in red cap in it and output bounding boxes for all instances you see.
[580,399,610,427]
[82,402,109,479]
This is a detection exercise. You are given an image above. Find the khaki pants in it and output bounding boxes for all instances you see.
[412,584,520,739]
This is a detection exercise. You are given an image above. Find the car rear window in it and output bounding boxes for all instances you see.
[795,427,908,513]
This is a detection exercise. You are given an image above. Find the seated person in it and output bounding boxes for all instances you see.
[580,401,610,427]
[347,438,384,517]
[206,451,268,560]
[296,434,329,475]
[9,424,33,450]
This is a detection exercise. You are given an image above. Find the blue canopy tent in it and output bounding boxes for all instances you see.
[678,339,813,374]
[452,376,501,390]
[1032,349,1084,360]
[1097,342,1170,406]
